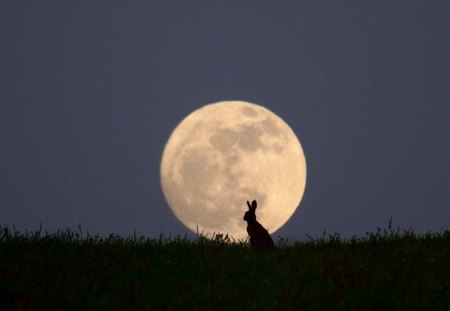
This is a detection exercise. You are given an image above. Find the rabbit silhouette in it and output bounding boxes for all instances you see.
[243,200,275,250]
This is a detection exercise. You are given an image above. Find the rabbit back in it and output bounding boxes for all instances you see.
[248,222,274,250]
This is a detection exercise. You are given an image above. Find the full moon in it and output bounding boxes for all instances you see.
[160,101,306,240]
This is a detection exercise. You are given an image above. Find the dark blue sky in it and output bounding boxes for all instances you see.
[1,2,449,240]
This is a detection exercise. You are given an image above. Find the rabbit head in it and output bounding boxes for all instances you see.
[243,200,257,223]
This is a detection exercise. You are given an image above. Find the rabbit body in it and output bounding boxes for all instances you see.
[243,200,275,250]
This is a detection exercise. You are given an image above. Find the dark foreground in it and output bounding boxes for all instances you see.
[0,226,449,310]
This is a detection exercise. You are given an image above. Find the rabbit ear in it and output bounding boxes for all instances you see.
[251,200,257,210]
[247,201,252,209]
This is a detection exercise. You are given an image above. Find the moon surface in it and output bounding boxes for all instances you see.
[160,101,306,240]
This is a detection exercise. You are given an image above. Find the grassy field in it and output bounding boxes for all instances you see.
[0,225,448,310]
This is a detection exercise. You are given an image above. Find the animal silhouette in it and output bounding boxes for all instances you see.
[243,200,275,250]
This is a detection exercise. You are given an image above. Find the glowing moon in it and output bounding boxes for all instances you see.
[160,101,306,240]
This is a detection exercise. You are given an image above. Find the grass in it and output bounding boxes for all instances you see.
[0,224,449,310]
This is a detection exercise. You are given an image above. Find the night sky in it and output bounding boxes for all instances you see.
[1,2,449,240]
